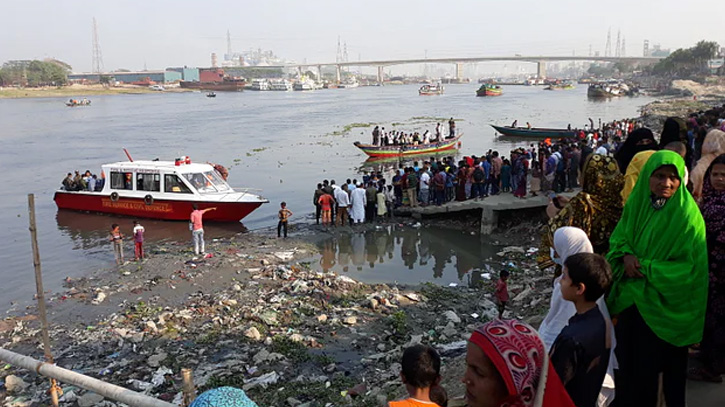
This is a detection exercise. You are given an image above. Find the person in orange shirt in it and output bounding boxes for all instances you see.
[389,345,446,407]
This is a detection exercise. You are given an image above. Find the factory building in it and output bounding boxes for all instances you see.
[68,70,183,84]
[167,67,200,81]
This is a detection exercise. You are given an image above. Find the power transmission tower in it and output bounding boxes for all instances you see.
[91,17,104,73]
[621,37,626,57]
[226,30,232,58]
[343,42,349,73]
[615,30,621,57]
[643,40,650,57]
[335,36,342,63]
[604,28,612,57]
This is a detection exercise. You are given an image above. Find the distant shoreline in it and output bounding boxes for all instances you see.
[0,84,194,99]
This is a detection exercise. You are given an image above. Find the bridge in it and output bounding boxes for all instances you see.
[252,56,662,84]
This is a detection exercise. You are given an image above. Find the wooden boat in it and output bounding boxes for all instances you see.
[354,134,462,157]
[490,125,577,139]
[419,83,444,95]
[66,99,91,107]
[476,84,502,96]
[206,92,216,98]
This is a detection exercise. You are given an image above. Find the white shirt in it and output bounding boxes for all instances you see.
[419,172,430,190]
[334,188,350,207]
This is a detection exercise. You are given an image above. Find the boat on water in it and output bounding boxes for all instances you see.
[54,154,268,222]
[66,99,91,107]
[544,83,575,91]
[338,78,359,89]
[269,79,293,91]
[354,134,462,158]
[249,79,270,91]
[490,124,577,139]
[476,84,503,96]
[419,82,444,95]
[587,81,636,98]
[293,77,320,91]
[180,78,246,91]
[206,92,216,98]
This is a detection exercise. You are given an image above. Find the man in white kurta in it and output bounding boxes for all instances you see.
[350,185,366,223]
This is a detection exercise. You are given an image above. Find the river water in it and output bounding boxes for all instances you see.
[0,84,652,307]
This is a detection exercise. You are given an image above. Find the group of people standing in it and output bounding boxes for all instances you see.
[529,106,725,406]
[61,170,103,192]
[313,177,392,226]
[369,118,457,147]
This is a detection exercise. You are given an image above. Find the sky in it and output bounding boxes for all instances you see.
[1,0,724,73]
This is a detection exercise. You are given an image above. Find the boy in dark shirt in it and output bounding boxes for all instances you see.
[550,252,612,407]
[494,269,510,319]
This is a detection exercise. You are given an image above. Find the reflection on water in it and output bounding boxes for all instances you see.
[55,209,246,254]
[315,225,498,287]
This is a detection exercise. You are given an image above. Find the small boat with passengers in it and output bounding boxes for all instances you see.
[476,84,502,96]
[54,152,268,222]
[354,134,463,158]
[419,82,444,95]
[490,124,577,139]
[66,98,91,107]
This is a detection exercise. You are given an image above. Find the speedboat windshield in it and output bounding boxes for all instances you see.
[183,171,231,193]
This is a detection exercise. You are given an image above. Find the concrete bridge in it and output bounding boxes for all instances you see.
[257,56,662,84]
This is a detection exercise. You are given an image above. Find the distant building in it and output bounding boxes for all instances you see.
[68,70,182,84]
[167,67,200,82]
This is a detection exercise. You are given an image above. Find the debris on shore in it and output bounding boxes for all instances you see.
[0,227,554,407]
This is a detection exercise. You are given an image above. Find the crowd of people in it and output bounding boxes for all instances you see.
[369,118,458,146]
[61,170,104,192]
[302,105,725,406]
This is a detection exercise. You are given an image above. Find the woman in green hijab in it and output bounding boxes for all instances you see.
[606,150,708,407]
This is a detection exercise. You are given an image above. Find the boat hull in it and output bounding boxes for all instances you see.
[490,125,577,139]
[180,81,245,91]
[476,89,502,96]
[354,135,462,158]
[53,191,263,222]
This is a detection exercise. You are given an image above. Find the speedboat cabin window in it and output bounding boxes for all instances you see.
[137,173,160,192]
[183,171,230,193]
[110,171,133,190]
[164,174,192,194]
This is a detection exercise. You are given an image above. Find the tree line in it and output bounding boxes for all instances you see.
[0,60,69,87]
[650,40,720,77]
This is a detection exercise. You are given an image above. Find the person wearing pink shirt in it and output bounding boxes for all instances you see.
[190,204,216,255]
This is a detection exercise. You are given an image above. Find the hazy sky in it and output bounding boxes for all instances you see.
[2,0,723,72]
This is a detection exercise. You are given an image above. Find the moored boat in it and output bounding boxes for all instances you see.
[419,82,444,95]
[269,79,293,91]
[490,124,577,139]
[249,79,270,91]
[353,134,462,157]
[66,99,91,107]
[476,84,503,96]
[54,155,268,222]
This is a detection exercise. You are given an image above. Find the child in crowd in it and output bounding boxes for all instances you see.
[495,269,510,319]
[109,223,124,265]
[390,344,444,407]
[277,202,293,238]
[500,159,511,192]
[550,252,612,407]
[132,220,145,261]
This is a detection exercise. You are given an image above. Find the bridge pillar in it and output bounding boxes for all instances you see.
[377,66,384,85]
[296,66,303,78]
[317,65,322,81]
[335,65,342,84]
[537,61,547,78]
[455,63,463,81]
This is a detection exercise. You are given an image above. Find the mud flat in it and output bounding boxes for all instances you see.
[0,220,551,406]
[0,84,192,99]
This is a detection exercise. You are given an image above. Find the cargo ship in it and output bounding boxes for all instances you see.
[180,68,246,91]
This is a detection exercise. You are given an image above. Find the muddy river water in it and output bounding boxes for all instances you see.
[0,84,652,307]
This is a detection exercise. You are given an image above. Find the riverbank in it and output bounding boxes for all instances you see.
[0,219,551,406]
[0,84,193,99]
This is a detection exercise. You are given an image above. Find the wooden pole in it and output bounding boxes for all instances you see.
[0,348,176,407]
[27,194,59,407]
[181,368,196,406]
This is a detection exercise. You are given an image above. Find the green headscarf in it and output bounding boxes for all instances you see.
[606,150,708,346]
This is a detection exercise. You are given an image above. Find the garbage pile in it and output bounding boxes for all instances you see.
[1,238,554,407]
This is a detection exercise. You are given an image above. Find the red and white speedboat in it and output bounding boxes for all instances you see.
[54,156,268,222]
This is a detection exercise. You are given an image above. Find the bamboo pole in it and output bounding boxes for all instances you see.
[27,194,59,407]
[0,348,177,407]
[181,368,196,406]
